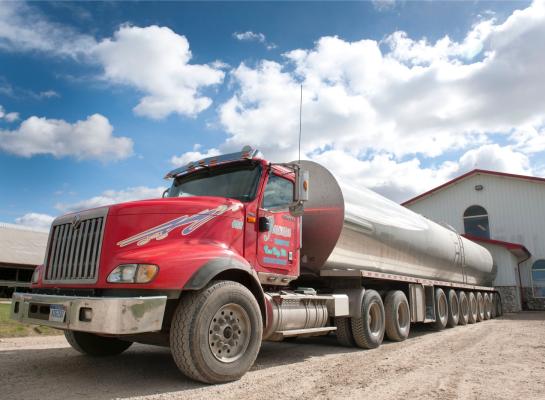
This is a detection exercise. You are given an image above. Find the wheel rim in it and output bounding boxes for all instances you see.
[208,303,251,363]
[461,296,469,319]
[397,302,410,331]
[438,295,447,321]
[368,302,383,337]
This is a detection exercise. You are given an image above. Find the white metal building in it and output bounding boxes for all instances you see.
[403,169,545,312]
[0,222,48,297]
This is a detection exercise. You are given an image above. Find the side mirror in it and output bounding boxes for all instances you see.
[162,189,169,198]
[258,216,270,232]
[294,169,309,202]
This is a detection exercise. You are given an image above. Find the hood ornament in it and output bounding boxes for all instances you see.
[72,214,82,230]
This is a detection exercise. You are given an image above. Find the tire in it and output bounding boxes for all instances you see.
[431,288,448,330]
[457,291,469,325]
[335,317,355,347]
[170,280,263,384]
[483,293,492,320]
[351,290,385,349]
[468,292,478,324]
[476,292,485,322]
[64,331,132,356]
[446,289,460,328]
[495,293,503,317]
[490,293,497,318]
[384,290,410,342]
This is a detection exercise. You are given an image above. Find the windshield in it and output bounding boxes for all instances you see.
[167,162,262,202]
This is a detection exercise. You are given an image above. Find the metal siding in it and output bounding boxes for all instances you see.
[406,174,545,287]
[0,223,49,266]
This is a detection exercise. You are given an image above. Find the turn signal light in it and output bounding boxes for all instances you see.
[107,264,159,284]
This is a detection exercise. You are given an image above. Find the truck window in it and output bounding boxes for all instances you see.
[167,163,261,202]
[262,174,294,210]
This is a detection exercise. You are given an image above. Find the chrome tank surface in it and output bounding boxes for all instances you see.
[298,161,494,286]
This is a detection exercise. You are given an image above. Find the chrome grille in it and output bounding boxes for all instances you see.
[44,209,108,283]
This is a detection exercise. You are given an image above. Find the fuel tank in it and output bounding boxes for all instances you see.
[298,161,495,286]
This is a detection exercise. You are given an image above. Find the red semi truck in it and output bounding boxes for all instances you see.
[11,146,500,383]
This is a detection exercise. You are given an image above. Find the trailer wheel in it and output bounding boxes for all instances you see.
[457,291,469,325]
[476,292,485,322]
[384,290,410,342]
[483,293,492,320]
[490,293,497,318]
[431,288,448,330]
[446,289,460,328]
[335,317,356,347]
[64,331,132,357]
[467,292,478,324]
[351,289,385,349]
[170,280,262,384]
[495,293,503,317]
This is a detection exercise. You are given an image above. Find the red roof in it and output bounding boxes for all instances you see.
[462,234,531,260]
[402,169,545,206]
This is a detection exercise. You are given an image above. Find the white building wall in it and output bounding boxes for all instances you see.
[405,173,545,309]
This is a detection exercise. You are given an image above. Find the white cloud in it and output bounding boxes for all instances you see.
[214,0,545,199]
[372,0,396,12]
[170,145,221,166]
[0,104,18,122]
[233,31,276,50]
[93,25,225,119]
[0,1,95,58]
[56,186,167,213]
[4,112,19,122]
[456,144,531,175]
[0,113,133,161]
[312,143,531,202]
[38,90,59,99]
[15,213,55,231]
[0,4,225,119]
[233,31,266,43]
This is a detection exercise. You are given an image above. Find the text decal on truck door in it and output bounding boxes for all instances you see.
[117,203,242,247]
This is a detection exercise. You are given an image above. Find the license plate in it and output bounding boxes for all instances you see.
[49,304,66,323]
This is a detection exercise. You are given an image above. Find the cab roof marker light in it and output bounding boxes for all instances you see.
[164,146,262,179]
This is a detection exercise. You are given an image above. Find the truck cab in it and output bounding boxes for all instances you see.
[11,146,314,383]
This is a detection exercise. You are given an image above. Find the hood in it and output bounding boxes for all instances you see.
[108,196,243,216]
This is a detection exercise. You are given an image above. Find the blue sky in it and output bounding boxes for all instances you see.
[1,0,544,230]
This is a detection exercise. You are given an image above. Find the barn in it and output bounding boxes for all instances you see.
[0,223,48,297]
[403,169,545,312]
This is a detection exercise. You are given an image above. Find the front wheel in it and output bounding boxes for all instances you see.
[170,280,263,384]
[64,331,132,356]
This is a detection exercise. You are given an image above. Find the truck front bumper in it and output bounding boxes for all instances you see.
[10,292,167,335]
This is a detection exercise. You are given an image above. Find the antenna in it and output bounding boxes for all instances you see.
[298,84,303,164]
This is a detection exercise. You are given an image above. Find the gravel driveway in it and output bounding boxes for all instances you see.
[1,312,544,400]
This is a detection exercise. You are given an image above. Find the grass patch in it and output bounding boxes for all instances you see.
[0,303,62,338]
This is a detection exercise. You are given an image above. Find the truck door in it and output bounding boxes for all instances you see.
[256,173,299,277]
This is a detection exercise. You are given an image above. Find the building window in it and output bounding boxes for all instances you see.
[463,205,490,239]
[532,260,545,298]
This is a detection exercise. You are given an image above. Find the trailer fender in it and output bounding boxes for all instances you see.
[183,257,267,326]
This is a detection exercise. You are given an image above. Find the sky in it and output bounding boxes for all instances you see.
[1,0,544,231]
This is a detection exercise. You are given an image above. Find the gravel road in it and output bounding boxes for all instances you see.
[1,312,544,400]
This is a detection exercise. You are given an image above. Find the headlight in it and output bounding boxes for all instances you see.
[31,267,41,284]
[107,264,159,284]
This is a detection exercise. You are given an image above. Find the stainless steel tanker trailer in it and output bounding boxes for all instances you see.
[11,147,501,383]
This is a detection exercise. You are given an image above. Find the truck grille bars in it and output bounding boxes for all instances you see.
[44,208,108,284]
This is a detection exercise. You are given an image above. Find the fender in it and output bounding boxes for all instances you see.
[184,255,267,326]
